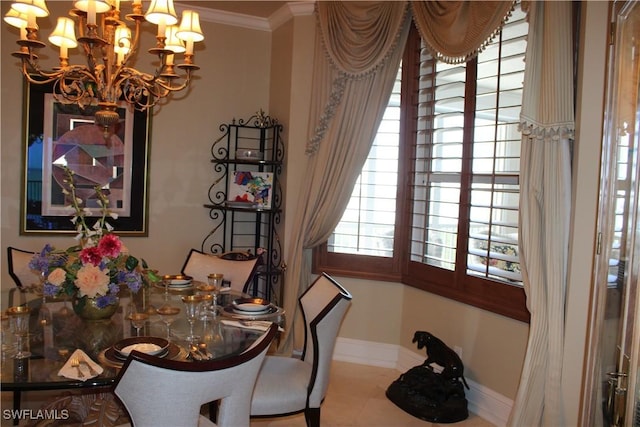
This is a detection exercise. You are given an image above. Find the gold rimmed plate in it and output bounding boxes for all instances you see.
[232,297,271,313]
[113,337,170,358]
[102,343,183,366]
[160,274,193,289]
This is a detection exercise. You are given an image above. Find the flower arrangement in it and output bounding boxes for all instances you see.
[29,166,159,309]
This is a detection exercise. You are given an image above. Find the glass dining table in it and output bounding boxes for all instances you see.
[0,284,284,425]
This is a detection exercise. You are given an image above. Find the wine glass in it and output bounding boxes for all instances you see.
[6,306,31,358]
[198,294,214,323]
[156,303,181,340]
[197,283,217,317]
[161,275,172,301]
[207,273,224,313]
[181,295,203,344]
[128,312,149,337]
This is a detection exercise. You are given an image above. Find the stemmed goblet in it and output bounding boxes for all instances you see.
[181,295,203,344]
[6,306,31,358]
[128,312,149,337]
[206,273,224,314]
[156,302,181,341]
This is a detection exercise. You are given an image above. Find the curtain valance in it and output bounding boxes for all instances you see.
[317,1,409,77]
[411,1,516,64]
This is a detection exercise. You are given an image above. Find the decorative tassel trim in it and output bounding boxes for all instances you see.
[306,3,411,155]
[519,119,575,141]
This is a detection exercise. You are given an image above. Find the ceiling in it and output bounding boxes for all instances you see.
[178,1,289,18]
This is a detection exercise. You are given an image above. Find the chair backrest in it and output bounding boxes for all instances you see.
[181,249,259,294]
[299,273,352,408]
[8,247,38,290]
[114,323,278,427]
[7,247,39,306]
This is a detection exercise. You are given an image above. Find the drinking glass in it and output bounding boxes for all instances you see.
[7,306,31,358]
[181,295,203,344]
[128,312,149,337]
[156,303,181,340]
[198,294,214,323]
[197,283,217,317]
[207,273,224,313]
[1,313,13,359]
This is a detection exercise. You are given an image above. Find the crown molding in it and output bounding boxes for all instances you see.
[270,2,316,30]
[176,1,315,33]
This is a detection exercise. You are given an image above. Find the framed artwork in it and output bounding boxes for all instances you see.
[20,78,152,235]
[228,171,273,209]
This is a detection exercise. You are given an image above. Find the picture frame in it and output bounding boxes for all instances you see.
[20,78,152,235]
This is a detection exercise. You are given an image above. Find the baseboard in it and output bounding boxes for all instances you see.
[334,337,513,427]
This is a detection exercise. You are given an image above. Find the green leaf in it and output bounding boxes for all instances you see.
[125,255,139,271]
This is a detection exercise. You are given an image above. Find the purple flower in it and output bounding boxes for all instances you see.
[95,294,117,309]
[108,282,120,295]
[119,271,143,293]
[29,244,53,272]
[43,282,60,297]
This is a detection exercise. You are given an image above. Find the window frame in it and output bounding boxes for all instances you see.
[314,24,529,323]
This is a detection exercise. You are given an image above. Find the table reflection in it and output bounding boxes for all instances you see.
[1,287,283,390]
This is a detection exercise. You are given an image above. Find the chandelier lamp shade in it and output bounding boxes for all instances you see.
[4,0,204,132]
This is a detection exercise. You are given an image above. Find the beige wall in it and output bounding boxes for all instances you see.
[0,2,609,423]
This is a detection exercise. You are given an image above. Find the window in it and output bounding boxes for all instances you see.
[314,8,530,322]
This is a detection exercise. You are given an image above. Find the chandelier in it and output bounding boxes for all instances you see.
[4,0,204,133]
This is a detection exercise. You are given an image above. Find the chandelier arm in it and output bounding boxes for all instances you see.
[121,18,142,69]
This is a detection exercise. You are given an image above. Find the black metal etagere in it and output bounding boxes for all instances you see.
[202,110,284,304]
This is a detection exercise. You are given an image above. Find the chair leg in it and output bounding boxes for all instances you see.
[304,407,320,427]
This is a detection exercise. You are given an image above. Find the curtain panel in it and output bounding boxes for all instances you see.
[282,1,411,352]
[508,1,575,425]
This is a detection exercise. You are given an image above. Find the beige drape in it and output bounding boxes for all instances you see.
[283,1,410,352]
[508,1,575,425]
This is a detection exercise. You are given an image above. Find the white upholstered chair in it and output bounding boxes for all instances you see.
[7,246,39,306]
[113,323,278,427]
[250,273,352,427]
[181,249,259,294]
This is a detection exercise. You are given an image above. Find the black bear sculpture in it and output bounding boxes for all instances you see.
[386,331,469,423]
[412,331,469,389]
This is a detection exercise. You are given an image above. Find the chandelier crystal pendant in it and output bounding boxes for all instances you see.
[4,0,204,133]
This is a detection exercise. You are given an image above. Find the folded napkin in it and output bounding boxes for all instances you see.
[221,320,283,332]
[58,349,103,381]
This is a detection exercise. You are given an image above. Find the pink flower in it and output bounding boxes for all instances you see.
[48,268,67,286]
[79,246,102,266]
[98,234,122,258]
[75,264,110,298]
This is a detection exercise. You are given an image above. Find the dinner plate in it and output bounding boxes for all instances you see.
[102,343,183,366]
[222,304,280,320]
[113,346,170,361]
[162,275,193,286]
[113,337,170,358]
[234,304,270,313]
[232,298,270,312]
